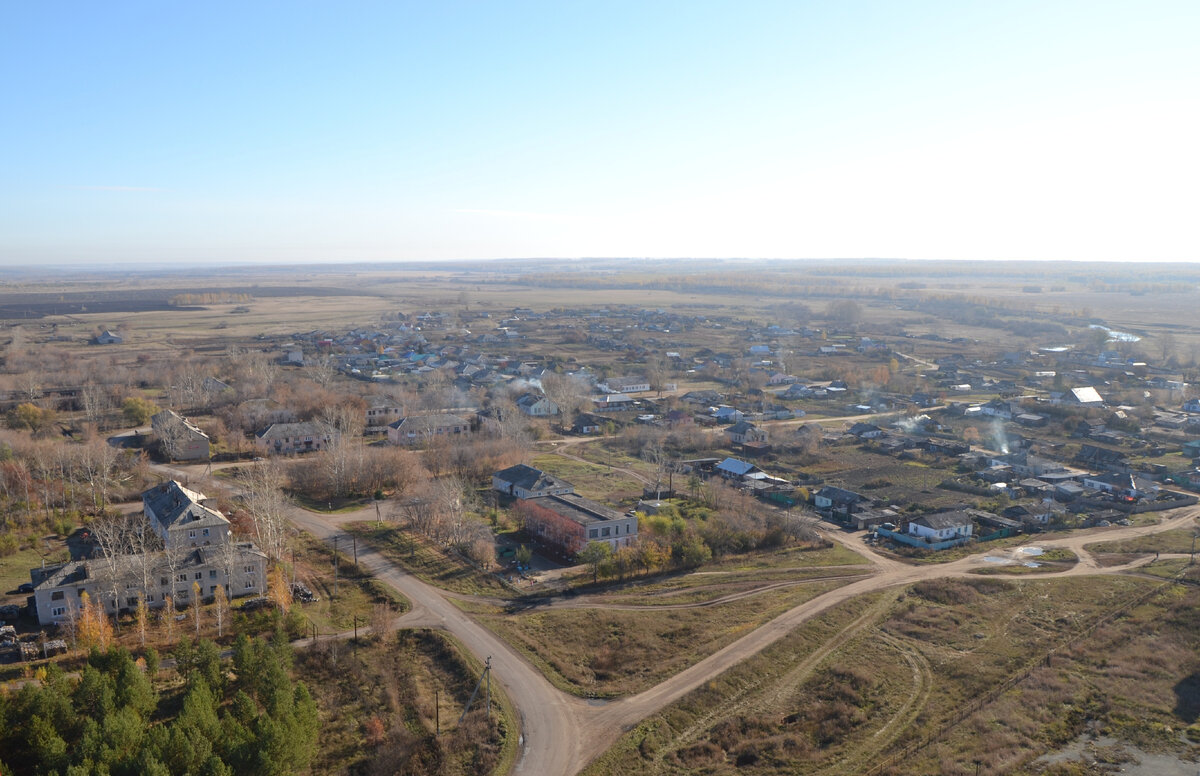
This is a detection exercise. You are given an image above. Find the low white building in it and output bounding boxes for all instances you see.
[598,376,650,394]
[387,413,470,445]
[907,511,974,542]
[516,392,559,417]
[492,464,574,499]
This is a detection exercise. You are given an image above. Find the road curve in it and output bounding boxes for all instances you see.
[151,460,1198,776]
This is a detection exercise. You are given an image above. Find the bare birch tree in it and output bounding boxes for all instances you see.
[317,403,365,498]
[241,459,289,563]
[305,353,338,388]
[86,511,140,633]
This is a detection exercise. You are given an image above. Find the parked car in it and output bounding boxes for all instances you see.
[17,583,34,594]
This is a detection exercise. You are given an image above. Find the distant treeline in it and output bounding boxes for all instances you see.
[169,292,254,306]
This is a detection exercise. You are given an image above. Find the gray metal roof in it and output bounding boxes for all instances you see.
[142,481,229,534]
[494,464,572,493]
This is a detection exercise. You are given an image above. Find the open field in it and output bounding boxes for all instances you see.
[584,574,1200,776]
[476,580,853,698]
[529,452,647,505]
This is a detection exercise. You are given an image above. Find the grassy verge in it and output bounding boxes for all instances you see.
[597,567,870,606]
[1086,527,1199,555]
[1131,558,1200,582]
[289,492,377,514]
[553,542,867,603]
[346,522,517,598]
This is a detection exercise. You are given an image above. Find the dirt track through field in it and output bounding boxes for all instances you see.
[156,460,1199,776]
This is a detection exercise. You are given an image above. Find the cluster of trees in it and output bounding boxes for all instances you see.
[391,476,495,570]
[7,401,57,433]
[573,493,824,583]
[0,429,145,542]
[0,636,318,776]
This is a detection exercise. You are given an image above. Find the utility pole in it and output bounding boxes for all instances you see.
[458,656,493,725]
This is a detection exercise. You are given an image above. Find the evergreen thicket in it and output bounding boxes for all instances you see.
[0,634,318,776]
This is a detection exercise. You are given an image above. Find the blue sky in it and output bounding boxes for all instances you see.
[2,1,1197,264]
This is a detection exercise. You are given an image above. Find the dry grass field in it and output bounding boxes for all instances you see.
[474,579,854,698]
[584,574,1200,776]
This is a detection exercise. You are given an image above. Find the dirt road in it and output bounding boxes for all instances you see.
[153,460,1198,775]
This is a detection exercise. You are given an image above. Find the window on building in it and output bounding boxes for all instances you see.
[202,528,209,536]
[147,594,155,602]
[51,607,65,617]
[209,569,218,578]
[210,586,218,595]
[189,529,197,538]
[193,572,202,580]
[51,591,65,600]
[244,565,254,573]
[160,577,169,586]
[244,580,254,589]
[176,573,187,582]
[126,597,138,607]
[588,529,598,538]
[602,527,611,537]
